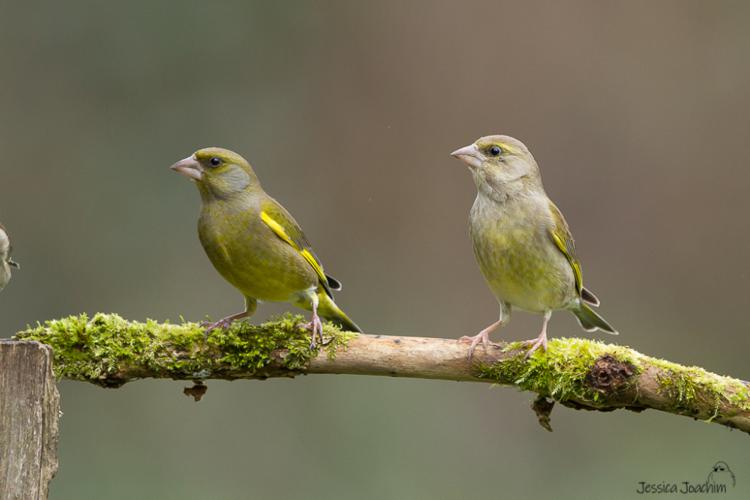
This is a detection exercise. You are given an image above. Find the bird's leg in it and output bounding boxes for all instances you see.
[298,293,325,349]
[524,311,552,358]
[459,319,503,360]
[202,310,251,336]
[202,298,257,337]
[303,302,324,350]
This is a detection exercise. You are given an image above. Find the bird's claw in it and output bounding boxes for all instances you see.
[523,335,548,359]
[201,318,233,338]
[458,332,493,361]
[301,317,324,349]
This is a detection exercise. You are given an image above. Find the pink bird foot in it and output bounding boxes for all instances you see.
[201,311,251,337]
[459,331,491,360]
[458,319,504,360]
[523,332,548,358]
[523,312,551,359]
[302,311,324,349]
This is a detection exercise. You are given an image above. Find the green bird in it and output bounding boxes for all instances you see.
[451,135,617,357]
[171,147,361,345]
[0,223,19,292]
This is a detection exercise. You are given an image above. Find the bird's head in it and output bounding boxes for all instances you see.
[451,135,542,197]
[171,147,260,200]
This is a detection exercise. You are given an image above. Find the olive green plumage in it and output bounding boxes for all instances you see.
[451,135,616,356]
[171,147,360,340]
[0,223,19,292]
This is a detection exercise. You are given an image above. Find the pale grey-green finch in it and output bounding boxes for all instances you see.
[0,223,19,292]
[451,135,617,357]
[171,148,361,346]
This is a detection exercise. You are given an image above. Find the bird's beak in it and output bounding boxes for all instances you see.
[450,144,482,169]
[170,155,204,181]
[8,259,19,269]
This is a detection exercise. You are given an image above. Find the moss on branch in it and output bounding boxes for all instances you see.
[476,338,750,426]
[15,313,355,387]
[476,338,641,404]
[11,313,750,434]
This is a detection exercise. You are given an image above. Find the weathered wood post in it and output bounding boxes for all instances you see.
[0,340,60,500]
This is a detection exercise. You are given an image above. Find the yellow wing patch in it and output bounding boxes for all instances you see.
[260,211,296,247]
[550,231,583,294]
[299,248,328,286]
[260,210,328,286]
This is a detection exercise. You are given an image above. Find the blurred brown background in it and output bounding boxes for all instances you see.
[2,1,749,498]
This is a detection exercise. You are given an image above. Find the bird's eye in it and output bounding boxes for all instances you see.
[209,157,222,167]
[489,145,502,156]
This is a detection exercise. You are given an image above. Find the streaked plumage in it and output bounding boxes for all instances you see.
[451,135,616,357]
[171,147,361,345]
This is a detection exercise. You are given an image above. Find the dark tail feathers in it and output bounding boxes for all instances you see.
[325,274,342,291]
[581,287,600,307]
[574,303,617,335]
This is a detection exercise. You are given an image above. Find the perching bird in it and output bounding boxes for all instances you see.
[451,135,616,358]
[171,147,361,346]
[0,223,20,292]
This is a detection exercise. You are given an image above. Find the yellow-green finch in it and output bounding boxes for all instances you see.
[0,223,19,292]
[171,147,361,345]
[451,135,617,357]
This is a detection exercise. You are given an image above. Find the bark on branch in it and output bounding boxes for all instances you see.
[14,313,750,435]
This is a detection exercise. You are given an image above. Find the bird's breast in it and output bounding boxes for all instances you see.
[197,200,317,301]
[469,195,575,312]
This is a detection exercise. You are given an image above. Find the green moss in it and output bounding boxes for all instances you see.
[477,338,640,403]
[479,339,750,417]
[727,385,750,411]
[500,340,527,353]
[649,357,750,416]
[14,312,356,385]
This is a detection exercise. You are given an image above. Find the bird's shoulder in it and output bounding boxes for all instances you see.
[545,199,583,293]
[546,200,575,244]
[258,197,312,250]
[258,197,337,296]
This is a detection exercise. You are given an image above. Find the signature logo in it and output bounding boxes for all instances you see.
[708,462,736,488]
[636,461,736,495]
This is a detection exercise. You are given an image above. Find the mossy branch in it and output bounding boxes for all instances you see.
[13,313,750,434]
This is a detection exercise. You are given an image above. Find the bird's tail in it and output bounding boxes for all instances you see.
[317,292,362,333]
[573,303,618,335]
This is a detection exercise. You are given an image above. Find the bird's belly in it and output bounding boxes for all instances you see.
[472,226,575,312]
[199,221,317,302]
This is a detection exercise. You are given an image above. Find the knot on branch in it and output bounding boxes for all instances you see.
[184,381,208,402]
[586,354,636,393]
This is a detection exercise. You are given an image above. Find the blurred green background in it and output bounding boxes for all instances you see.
[2,1,749,498]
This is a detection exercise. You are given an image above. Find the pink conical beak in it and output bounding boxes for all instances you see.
[170,156,203,181]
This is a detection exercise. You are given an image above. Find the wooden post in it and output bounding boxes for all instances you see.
[0,341,60,500]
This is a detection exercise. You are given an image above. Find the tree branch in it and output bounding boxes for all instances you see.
[14,313,750,434]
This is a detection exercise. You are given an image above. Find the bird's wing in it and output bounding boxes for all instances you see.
[547,200,584,297]
[259,198,338,297]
